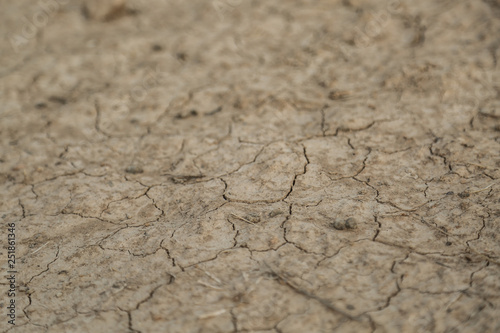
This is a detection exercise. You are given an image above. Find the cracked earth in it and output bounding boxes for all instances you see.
[1,0,500,332]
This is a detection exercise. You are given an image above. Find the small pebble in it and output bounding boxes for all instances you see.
[328,90,350,100]
[83,0,125,21]
[458,191,470,198]
[125,165,143,174]
[331,217,358,230]
[345,217,357,229]
[268,210,282,218]
[18,286,29,293]
[176,52,187,61]
[245,213,260,223]
[152,44,163,52]
[331,218,346,230]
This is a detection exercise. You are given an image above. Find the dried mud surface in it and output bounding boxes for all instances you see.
[1,0,500,332]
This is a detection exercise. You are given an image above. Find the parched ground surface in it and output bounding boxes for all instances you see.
[1,0,500,332]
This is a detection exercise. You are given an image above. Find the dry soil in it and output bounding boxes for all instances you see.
[1,0,500,332]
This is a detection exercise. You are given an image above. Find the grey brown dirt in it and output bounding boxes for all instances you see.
[1,0,500,332]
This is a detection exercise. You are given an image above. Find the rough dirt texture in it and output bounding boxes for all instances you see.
[1,0,500,332]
